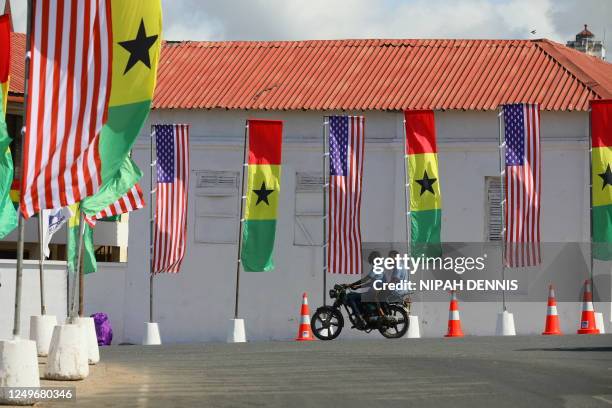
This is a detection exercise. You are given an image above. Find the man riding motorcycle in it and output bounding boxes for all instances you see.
[343,251,385,329]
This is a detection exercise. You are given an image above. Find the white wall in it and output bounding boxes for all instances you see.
[2,108,607,343]
[0,260,67,340]
[97,108,604,343]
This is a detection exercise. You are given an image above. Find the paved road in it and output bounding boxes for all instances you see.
[39,335,612,408]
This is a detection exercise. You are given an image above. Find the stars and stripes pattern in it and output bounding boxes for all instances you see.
[84,184,145,227]
[327,116,365,275]
[503,103,541,267]
[152,124,189,274]
[21,0,112,218]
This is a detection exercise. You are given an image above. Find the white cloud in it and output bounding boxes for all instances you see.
[3,0,611,47]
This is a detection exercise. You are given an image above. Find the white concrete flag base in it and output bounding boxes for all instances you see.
[405,315,421,338]
[595,312,605,334]
[29,315,58,357]
[495,310,516,336]
[0,338,40,405]
[227,318,246,343]
[75,317,100,364]
[44,324,89,380]
[143,322,162,345]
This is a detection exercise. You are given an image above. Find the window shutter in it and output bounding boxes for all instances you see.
[296,172,323,192]
[294,172,324,246]
[195,170,239,190]
[194,170,240,244]
[486,176,502,242]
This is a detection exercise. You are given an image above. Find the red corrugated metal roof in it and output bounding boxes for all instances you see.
[8,32,24,98]
[9,34,612,111]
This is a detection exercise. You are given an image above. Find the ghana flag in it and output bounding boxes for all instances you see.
[0,13,17,238]
[405,110,442,256]
[240,120,283,272]
[82,0,162,215]
[591,100,612,260]
[0,13,8,113]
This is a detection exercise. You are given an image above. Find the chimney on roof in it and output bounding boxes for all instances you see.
[577,24,594,40]
[3,0,12,32]
[566,24,604,60]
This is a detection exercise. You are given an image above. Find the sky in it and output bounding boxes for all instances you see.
[4,0,611,45]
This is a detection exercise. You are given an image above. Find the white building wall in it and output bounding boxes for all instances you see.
[2,108,607,343]
[0,261,67,339]
[96,108,602,343]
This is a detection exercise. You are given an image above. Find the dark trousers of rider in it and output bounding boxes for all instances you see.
[346,292,363,321]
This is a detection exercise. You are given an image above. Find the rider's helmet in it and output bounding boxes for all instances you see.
[367,251,381,266]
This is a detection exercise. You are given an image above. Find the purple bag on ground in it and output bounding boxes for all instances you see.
[91,312,113,346]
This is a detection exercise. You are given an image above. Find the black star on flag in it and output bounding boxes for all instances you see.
[415,170,437,196]
[599,164,612,190]
[118,19,159,75]
[253,181,274,205]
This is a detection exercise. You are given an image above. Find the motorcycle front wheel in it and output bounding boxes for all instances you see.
[311,306,344,340]
[379,305,409,339]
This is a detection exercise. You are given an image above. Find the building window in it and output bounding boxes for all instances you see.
[294,172,323,246]
[0,231,124,263]
[193,170,240,244]
[485,176,502,242]
[1,105,127,264]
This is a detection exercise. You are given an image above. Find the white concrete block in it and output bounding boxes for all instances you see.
[406,315,421,338]
[0,338,40,405]
[595,312,605,334]
[495,311,516,336]
[29,315,58,357]
[75,317,100,364]
[227,319,246,343]
[44,324,89,380]
[143,322,161,345]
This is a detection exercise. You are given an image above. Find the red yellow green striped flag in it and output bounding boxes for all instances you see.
[0,13,8,114]
[405,110,442,256]
[82,0,162,215]
[240,120,283,272]
[591,100,612,260]
[0,13,17,238]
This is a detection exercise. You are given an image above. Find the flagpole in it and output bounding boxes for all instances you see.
[78,235,84,317]
[66,221,69,316]
[68,212,85,323]
[322,117,329,306]
[233,122,248,319]
[149,125,156,323]
[37,215,46,315]
[497,108,507,311]
[12,0,33,338]
[402,116,420,312]
[588,107,594,287]
[402,118,410,256]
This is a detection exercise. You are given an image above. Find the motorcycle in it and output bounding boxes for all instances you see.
[310,284,410,340]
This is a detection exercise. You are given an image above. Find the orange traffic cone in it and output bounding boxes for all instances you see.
[577,280,599,334]
[444,291,464,337]
[542,284,562,335]
[295,293,315,341]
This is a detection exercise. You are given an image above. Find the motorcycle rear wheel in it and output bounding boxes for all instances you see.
[378,305,409,339]
[311,306,344,340]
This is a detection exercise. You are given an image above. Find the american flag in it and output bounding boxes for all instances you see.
[503,103,541,267]
[327,116,365,275]
[152,124,189,274]
[21,0,111,218]
[84,184,145,227]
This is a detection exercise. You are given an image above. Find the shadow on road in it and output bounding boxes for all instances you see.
[517,347,612,352]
